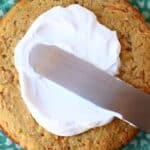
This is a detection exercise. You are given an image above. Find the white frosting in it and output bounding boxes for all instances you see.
[15,4,122,136]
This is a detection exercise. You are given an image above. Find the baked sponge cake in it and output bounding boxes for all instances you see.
[0,0,150,149]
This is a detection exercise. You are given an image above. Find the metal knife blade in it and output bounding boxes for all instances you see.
[30,44,150,132]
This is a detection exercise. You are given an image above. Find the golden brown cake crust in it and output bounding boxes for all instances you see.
[0,0,150,149]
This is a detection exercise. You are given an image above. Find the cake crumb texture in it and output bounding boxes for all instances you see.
[0,0,150,149]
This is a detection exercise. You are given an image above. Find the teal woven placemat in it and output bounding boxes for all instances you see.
[129,0,150,22]
[0,0,150,150]
[0,0,16,17]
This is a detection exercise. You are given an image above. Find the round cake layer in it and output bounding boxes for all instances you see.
[0,0,150,149]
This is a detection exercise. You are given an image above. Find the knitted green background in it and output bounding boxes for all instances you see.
[0,0,150,149]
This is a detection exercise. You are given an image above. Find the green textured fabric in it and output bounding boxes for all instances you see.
[0,0,16,17]
[0,130,23,150]
[129,0,150,22]
[0,0,150,150]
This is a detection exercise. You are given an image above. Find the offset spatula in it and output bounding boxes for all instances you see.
[30,44,150,132]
